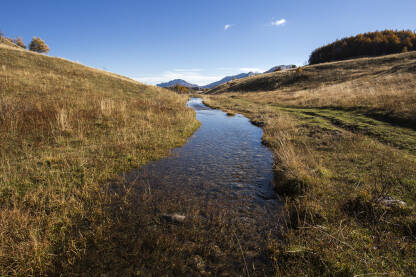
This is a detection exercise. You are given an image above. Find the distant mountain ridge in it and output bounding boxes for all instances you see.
[157,79,198,88]
[157,65,295,89]
[202,72,257,89]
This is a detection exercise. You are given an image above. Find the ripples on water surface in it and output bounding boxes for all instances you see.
[128,98,278,209]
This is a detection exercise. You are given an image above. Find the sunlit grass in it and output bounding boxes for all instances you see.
[204,51,416,276]
[0,43,200,275]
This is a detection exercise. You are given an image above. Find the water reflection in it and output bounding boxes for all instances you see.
[126,97,279,217]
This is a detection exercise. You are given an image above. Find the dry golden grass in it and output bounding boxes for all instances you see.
[237,73,416,126]
[208,50,416,93]
[207,51,416,124]
[0,42,200,275]
[275,74,415,109]
[0,37,20,49]
[203,51,416,276]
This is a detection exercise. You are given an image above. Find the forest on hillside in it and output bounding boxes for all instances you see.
[309,30,416,64]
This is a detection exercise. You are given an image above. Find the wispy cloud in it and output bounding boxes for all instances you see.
[134,69,221,86]
[224,24,232,31]
[271,18,286,26]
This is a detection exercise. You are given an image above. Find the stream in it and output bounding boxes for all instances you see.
[124,97,282,274]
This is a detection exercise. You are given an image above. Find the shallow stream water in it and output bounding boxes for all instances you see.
[127,98,278,212]
[124,98,281,273]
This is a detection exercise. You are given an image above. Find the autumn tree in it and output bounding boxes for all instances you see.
[173,84,188,94]
[14,37,26,49]
[309,30,416,64]
[29,37,50,53]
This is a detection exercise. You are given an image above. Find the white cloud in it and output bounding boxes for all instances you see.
[224,24,232,31]
[239,67,264,73]
[271,18,286,26]
[134,69,222,86]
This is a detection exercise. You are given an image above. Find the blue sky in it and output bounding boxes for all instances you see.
[2,0,416,85]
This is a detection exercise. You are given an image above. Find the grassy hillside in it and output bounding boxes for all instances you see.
[204,51,416,276]
[0,37,21,49]
[0,42,200,275]
[207,50,416,93]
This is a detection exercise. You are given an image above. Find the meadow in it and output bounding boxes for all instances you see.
[204,51,416,276]
[2,33,416,276]
[0,40,201,275]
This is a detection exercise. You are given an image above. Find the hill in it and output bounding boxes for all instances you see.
[0,41,199,275]
[157,66,295,90]
[0,36,21,49]
[202,66,295,89]
[204,51,416,275]
[206,51,416,100]
[309,30,416,64]
[202,72,257,89]
[157,78,198,88]
[264,64,296,73]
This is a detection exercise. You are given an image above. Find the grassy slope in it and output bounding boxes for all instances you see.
[204,51,416,276]
[0,43,200,275]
